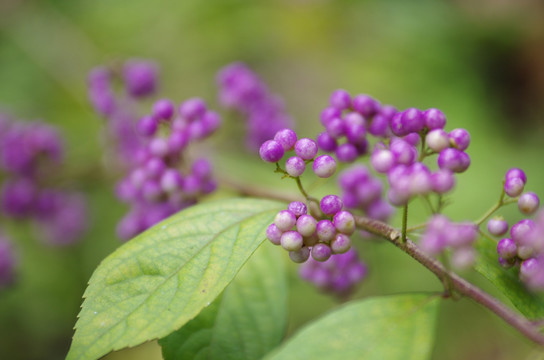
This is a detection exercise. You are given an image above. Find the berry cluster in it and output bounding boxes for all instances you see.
[338,165,394,222]
[299,248,367,297]
[485,169,544,290]
[0,232,16,289]
[114,98,220,240]
[87,59,157,166]
[259,128,337,178]
[266,197,355,263]
[317,90,394,162]
[217,62,292,150]
[420,215,478,269]
[87,61,220,240]
[0,114,88,245]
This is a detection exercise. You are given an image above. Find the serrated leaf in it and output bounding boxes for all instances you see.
[159,241,287,360]
[474,237,544,319]
[265,294,440,360]
[66,198,284,360]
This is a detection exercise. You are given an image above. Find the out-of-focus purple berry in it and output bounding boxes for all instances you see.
[352,94,380,117]
[338,165,369,190]
[335,143,358,163]
[437,148,469,173]
[274,210,297,231]
[201,111,221,136]
[320,195,343,216]
[316,132,338,152]
[320,107,341,126]
[137,115,158,137]
[430,169,455,194]
[497,238,517,260]
[259,140,284,162]
[289,247,310,263]
[331,233,351,254]
[366,199,395,221]
[510,219,535,244]
[280,230,303,251]
[142,180,162,201]
[145,157,166,179]
[179,98,207,121]
[311,243,332,262]
[369,115,389,137]
[426,129,449,152]
[274,128,298,151]
[123,60,157,97]
[288,201,307,217]
[518,192,539,215]
[0,235,16,288]
[168,130,190,154]
[504,177,525,197]
[390,138,417,166]
[451,247,476,270]
[325,117,345,139]
[316,220,336,242]
[192,158,213,180]
[389,112,407,137]
[1,179,36,218]
[487,217,509,236]
[297,214,317,237]
[160,169,184,193]
[423,108,446,129]
[294,138,318,160]
[266,224,283,245]
[149,137,169,157]
[370,149,394,173]
[116,210,145,241]
[449,128,470,151]
[152,99,174,121]
[505,168,527,184]
[403,133,420,146]
[329,89,351,110]
[345,122,366,145]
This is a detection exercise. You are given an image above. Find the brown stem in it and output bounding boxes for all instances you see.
[220,178,544,347]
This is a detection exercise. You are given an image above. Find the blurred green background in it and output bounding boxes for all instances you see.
[1,0,544,359]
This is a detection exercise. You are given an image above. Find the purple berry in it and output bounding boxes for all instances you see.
[352,94,379,117]
[179,97,207,121]
[259,140,284,162]
[320,195,343,216]
[149,137,169,157]
[160,169,184,192]
[370,149,395,174]
[345,123,366,145]
[333,211,355,235]
[390,138,417,166]
[329,89,351,110]
[449,128,470,151]
[487,217,509,236]
[285,156,306,177]
[312,155,337,178]
[294,138,318,160]
[335,143,358,163]
[137,115,158,136]
[426,129,449,152]
[430,169,455,194]
[325,117,346,139]
[401,108,424,134]
[266,224,283,245]
[497,238,517,260]
[316,220,336,242]
[316,132,338,152]
[123,60,157,97]
[331,233,351,254]
[311,243,332,262]
[423,108,446,129]
[368,114,390,137]
[504,177,524,197]
[320,107,341,126]
[274,210,297,231]
[510,219,535,244]
[437,148,469,173]
[297,214,317,237]
[152,99,174,121]
[280,230,303,251]
[289,247,310,263]
[518,192,539,214]
[274,128,298,151]
[288,201,307,217]
[505,168,527,184]
[451,247,476,270]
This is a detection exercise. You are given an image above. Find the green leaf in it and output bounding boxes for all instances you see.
[66,198,284,360]
[474,237,544,319]
[159,241,288,360]
[265,294,440,360]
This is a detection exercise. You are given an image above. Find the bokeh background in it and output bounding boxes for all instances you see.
[1,0,544,359]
